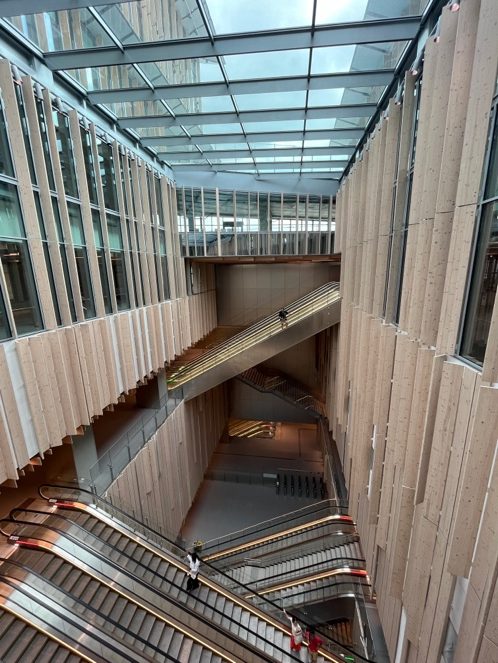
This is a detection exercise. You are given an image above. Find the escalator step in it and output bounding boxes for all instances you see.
[156,623,175,653]
[168,632,184,659]
[0,612,15,637]
[8,631,46,661]
[177,637,193,662]
[0,620,26,656]
[36,639,61,663]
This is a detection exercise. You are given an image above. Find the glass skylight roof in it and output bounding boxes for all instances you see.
[4,0,429,182]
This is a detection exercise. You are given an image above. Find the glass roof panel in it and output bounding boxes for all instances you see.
[139,59,224,86]
[223,50,310,79]
[185,124,243,135]
[66,65,147,92]
[168,96,236,113]
[136,126,185,138]
[105,100,172,118]
[204,0,313,33]
[305,118,369,130]
[156,144,202,153]
[315,0,426,24]
[249,141,303,150]
[236,92,307,111]
[308,87,386,107]
[7,10,114,51]
[95,1,208,43]
[207,158,255,164]
[243,121,305,133]
[201,143,250,151]
[311,41,409,75]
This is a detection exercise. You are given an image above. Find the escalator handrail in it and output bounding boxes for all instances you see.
[200,498,351,551]
[241,556,367,588]
[38,483,376,663]
[4,512,296,663]
[0,556,224,663]
[0,573,140,663]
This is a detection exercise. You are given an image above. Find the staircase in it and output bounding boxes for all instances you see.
[0,484,371,663]
[166,282,341,400]
[239,367,326,418]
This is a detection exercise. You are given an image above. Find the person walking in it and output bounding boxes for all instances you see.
[278,308,289,329]
[186,551,200,592]
[284,609,303,653]
[305,626,323,662]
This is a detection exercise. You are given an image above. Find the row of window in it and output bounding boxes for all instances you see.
[0,75,172,342]
[382,70,498,367]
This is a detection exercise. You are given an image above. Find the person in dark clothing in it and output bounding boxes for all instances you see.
[186,551,200,592]
[278,308,289,329]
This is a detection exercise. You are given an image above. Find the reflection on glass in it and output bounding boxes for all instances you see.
[236,91,306,111]
[0,287,10,340]
[92,209,112,314]
[110,251,129,310]
[223,50,310,80]
[315,0,427,24]
[0,181,25,239]
[461,202,498,365]
[98,139,119,211]
[34,191,62,326]
[36,98,55,191]
[81,127,98,205]
[0,100,14,178]
[0,240,43,335]
[205,0,312,33]
[15,84,36,185]
[312,42,409,75]
[485,115,498,200]
[53,110,79,198]
[67,202,95,319]
[7,9,113,51]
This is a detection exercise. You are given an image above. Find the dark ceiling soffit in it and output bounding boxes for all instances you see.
[0,0,129,16]
[87,70,394,103]
[119,104,377,128]
[142,128,364,147]
[44,17,420,70]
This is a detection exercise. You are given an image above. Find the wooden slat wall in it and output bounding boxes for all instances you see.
[330,3,498,662]
[105,385,228,539]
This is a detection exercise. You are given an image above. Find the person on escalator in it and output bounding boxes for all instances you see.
[278,308,289,329]
[305,626,323,662]
[186,551,200,592]
[284,609,303,653]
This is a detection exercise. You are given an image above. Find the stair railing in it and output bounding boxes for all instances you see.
[167,282,340,388]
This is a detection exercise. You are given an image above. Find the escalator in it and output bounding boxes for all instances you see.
[166,282,341,400]
[32,484,374,663]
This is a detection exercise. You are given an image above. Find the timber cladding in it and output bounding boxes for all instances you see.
[330,2,498,662]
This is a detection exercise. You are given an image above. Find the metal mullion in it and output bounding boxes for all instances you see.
[159,146,355,160]
[215,188,221,257]
[118,104,377,128]
[201,187,207,256]
[45,18,422,69]
[0,261,17,337]
[0,1,132,14]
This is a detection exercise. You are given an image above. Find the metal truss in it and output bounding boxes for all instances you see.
[141,128,364,147]
[119,104,377,129]
[161,147,354,160]
[0,0,130,15]
[44,17,420,69]
[87,70,394,103]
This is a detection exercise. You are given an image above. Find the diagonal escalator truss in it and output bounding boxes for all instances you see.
[166,282,341,400]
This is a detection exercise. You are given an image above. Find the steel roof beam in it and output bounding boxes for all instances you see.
[120,104,376,129]
[87,70,393,103]
[142,128,363,147]
[171,161,348,171]
[44,17,420,69]
[160,146,355,160]
[0,0,130,15]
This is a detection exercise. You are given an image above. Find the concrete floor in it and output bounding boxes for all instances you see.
[181,422,326,548]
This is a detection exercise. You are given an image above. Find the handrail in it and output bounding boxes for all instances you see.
[0,557,179,662]
[169,283,339,380]
[1,518,258,663]
[200,498,352,552]
[38,483,376,663]
[167,282,341,388]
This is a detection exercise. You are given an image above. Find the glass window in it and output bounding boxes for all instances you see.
[36,97,56,191]
[461,104,498,365]
[0,287,11,340]
[52,109,79,198]
[0,100,14,178]
[15,84,36,185]
[98,138,119,211]
[0,180,25,238]
[33,191,62,325]
[80,126,99,205]
[92,209,111,314]
[106,213,129,310]
[0,239,43,335]
[67,202,95,319]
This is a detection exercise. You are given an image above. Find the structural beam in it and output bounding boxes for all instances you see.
[142,128,364,147]
[88,70,394,103]
[45,17,420,69]
[171,161,347,172]
[160,147,355,160]
[120,104,376,129]
[0,0,130,15]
